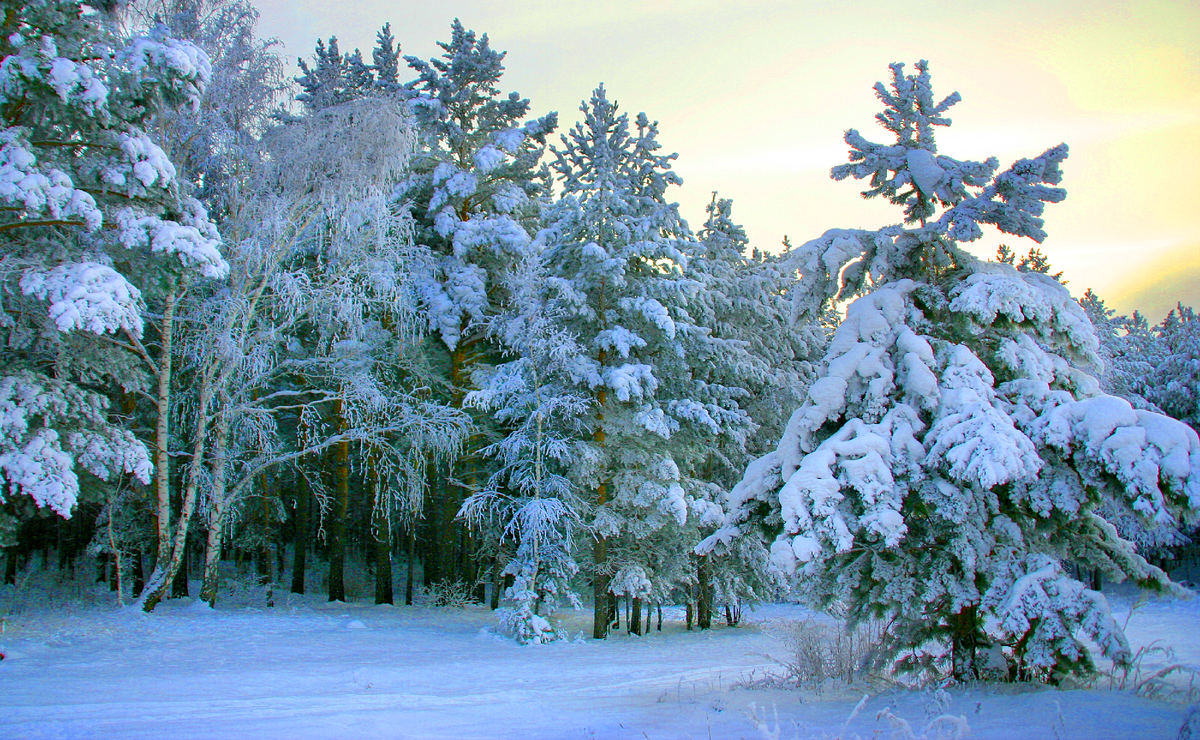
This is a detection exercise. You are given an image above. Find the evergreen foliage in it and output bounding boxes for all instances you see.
[4,9,1198,663]
[712,61,1200,681]
[0,0,224,542]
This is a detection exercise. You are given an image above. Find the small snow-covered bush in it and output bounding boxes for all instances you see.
[497,605,564,644]
[1106,639,1200,704]
[417,579,478,608]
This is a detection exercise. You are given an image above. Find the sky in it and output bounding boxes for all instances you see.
[251,0,1200,321]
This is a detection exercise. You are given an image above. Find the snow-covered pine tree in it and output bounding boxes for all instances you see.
[1070,289,1190,569]
[401,19,557,590]
[1144,305,1200,435]
[371,23,401,94]
[294,36,353,113]
[537,85,748,637]
[0,1,225,546]
[687,194,826,620]
[403,18,557,352]
[461,253,591,643]
[711,61,1200,681]
[1078,289,1160,412]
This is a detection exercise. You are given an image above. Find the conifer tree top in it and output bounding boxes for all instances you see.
[831,61,1068,243]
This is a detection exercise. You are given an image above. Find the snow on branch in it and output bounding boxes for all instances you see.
[118,26,213,112]
[0,36,109,116]
[112,199,227,279]
[1031,395,1200,524]
[0,130,103,230]
[19,261,144,335]
[0,371,152,516]
[939,145,1068,243]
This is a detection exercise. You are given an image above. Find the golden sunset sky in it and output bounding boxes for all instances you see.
[253,0,1199,321]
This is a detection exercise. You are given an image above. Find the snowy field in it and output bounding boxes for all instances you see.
[2,581,1199,740]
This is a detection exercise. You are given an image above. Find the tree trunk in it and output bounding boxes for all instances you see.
[256,544,275,608]
[369,456,393,605]
[592,527,611,639]
[489,553,502,610]
[591,382,611,639]
[725,603,740,627]
[257,474,276,608]
[697,555,712,630]
[199,416,231,607]
[152,283,178,569]
[404,527,416,606]
[137,353,216,613]
[3,547,16,585]
[950,604,981,681]
[629,597,643,636]
[327,397,351,603]
[131,549,144,597]
[686,599,694,631]
[170,530,189,598]
[291,476,309,595]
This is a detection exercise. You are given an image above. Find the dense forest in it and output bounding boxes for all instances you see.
[2,0,1198,683]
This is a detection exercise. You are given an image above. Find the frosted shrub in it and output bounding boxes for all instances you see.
[497,605,564,645]
[744,695,969,740]
[749,617,886,691]
[418,579,478,608]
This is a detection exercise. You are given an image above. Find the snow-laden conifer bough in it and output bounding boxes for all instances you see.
[700,60,1200,683]
[1,3,225,528]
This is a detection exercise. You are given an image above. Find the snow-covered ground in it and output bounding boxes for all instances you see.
[1,579,1197,739]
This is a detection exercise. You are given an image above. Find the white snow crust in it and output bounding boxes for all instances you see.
[0,588,1195,739]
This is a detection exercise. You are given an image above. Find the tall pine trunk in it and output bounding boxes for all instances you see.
[291,475,309,595]
[629,597,643,636]
[369,454,393,605]
[327,397,351,603]
[696,554,713,630]
[592,529,611,639]
[591,383,611,639]
[404,527,416,606]
[950,604,981,680]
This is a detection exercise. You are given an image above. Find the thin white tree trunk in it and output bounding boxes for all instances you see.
[199,412,231,606]
[139,360,216,612]
[152,282,178,567]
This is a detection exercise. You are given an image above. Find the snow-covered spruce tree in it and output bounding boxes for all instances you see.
[688,195,827,622]
[1144,305,1200,436]
[461,254,591,643]
[539,85,751,637]
[402,19,556,351]
[401,19,557,590]
[709,61,1200,681]
[1078,289,1160,412]
[1071,290,1192,566]
[0,1,225,546]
